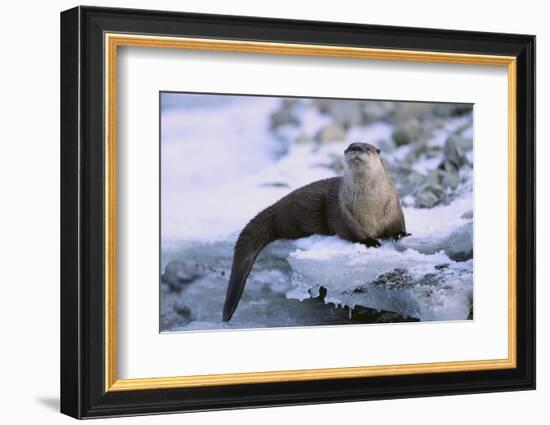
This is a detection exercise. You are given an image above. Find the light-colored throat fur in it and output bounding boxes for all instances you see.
[340,162,396,237]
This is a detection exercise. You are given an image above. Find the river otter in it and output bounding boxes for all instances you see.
[223,142,409,321]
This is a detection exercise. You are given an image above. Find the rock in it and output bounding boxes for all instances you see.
[428,103,472,118]
[452,103,473,116]
[313,98,332,114]
[162,260,205,289]
[451,104,473,116]
[443,134,469,169]
[392,118,421,145]
[414,183,446,208]
[414,191,439,209]
[427,168,459,190]
[281,98,300,109]
[315,124,347,143]
[419,119,444,143]
[439,159,459,175]
[375,311,419,323]
[404,140,428,163]
[394,168,426,198]
[376,137,396,153]
[405,172,427,190]
[259,182,291,188]
[174,298,193,317]
[362,102,395,123]
[311,100,363,128]
[426,145,443,156]
[461,210,473,219]
[439,133,473,179]
[432,104,456,118]
[386,161,413,178]
[446,223,473,261]
[295,133,314,144]
[160,291,192,330]
[349,305,384,322]
[451,133,473,152]
[270,108,299,128]
[328,101,363,129]
[392,103,434,121]
[440,170,459,189]
[350,303,419,323]
[425,169,441,186]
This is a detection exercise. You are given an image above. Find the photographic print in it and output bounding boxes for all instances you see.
[160,92,474,332]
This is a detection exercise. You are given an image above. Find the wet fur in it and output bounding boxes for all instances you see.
[223,143,407,321]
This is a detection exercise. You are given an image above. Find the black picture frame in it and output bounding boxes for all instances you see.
[60,5,535,419]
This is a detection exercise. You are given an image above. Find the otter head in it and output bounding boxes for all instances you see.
[344,142,382,175]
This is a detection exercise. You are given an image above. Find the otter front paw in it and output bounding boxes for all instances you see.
[392,231,411,241]
[362,237,381,248]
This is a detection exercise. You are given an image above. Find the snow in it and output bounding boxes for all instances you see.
[161,95,281,241]
[399,196,472,252]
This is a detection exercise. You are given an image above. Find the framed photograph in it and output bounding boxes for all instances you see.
[60,6,535,419]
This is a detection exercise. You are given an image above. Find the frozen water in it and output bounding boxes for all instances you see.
[287,236,472,321]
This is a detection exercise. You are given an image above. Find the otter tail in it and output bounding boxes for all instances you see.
[223,209,277,321]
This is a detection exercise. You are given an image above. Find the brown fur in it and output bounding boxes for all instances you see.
[223,143,407,321]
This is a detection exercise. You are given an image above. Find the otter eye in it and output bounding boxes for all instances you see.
[376,148,380,154]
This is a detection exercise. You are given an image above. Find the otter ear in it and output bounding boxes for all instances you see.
[376,148,380,154]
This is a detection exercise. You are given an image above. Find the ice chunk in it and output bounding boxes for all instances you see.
[287,236,472,321]
[397,196,473,260]
[397,224,474,261]
[348,262,472,321]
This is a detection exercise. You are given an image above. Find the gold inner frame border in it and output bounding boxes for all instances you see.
[104,33,517,392]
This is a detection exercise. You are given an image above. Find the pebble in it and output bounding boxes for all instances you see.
[270,108,299,128]
[315,124,347,143]
[414,183,447,208]
[392,118,421,145]
[162,260,205,289]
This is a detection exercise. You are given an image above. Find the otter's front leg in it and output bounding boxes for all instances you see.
[339,205,381,248]
[361,237,381,248]
[392,231,411,241]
